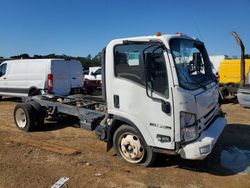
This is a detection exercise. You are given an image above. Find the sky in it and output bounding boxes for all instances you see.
[0,0,249,58]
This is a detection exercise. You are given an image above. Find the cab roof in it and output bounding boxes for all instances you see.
[110,33,201,44]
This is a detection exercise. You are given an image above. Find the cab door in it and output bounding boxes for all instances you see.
[107,42,175,149]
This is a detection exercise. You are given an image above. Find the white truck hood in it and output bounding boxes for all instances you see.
[195,84,219,120]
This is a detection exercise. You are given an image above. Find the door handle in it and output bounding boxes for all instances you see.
[72,77,76,79]
[3,77,6,79]
[113,95,120,108]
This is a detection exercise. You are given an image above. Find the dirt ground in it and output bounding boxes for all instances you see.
[0,97,250,188]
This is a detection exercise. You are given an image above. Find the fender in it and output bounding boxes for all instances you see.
[105,114,154,151]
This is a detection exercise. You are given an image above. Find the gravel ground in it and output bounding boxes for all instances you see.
[0,97,250,188]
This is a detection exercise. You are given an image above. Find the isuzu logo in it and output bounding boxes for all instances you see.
[149,123,171,130]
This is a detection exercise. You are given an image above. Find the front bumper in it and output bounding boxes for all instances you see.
[179,117,226,160]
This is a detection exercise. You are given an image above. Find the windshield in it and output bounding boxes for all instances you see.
[170,38,214,90]
[94,68,102,75]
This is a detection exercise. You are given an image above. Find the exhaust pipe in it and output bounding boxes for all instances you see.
[231,31,245,86]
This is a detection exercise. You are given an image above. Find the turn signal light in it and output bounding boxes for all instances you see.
[156,32,161,36]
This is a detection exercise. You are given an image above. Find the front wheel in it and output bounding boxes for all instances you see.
[113,124,156,167]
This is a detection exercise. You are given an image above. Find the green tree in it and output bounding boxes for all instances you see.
[245,54,250,59]
[9,52,102,68]
[87,54,92,59]
[10,53,30,59]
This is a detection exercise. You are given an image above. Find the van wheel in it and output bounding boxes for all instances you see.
[28,88,41,96]
[113,124,156,167]
[14,103,36,132]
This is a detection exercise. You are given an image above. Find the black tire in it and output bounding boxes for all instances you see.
[0,96,2,100]
[14,103,36,132]
[113,124,156,167]
[28,88,41,96]
[28,101,45,127]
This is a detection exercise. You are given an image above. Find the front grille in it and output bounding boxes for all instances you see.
[204,107,215,119]
[198,106,218,132]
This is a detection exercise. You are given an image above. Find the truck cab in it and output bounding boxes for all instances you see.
[101,33,226,165]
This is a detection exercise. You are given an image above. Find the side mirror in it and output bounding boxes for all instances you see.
[162,100,171,114]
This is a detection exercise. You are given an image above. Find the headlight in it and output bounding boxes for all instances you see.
[180,112,198,142]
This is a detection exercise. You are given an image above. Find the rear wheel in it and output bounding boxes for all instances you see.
[113,124,156,167]
[14,103,36,132]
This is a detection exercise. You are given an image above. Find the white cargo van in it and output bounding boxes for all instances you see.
[0,59,83,99]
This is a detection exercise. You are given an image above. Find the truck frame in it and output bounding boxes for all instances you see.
[13,33,226,166]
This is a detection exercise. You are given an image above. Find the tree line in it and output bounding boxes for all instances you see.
[0,53,102,69]
[1,53,249,67]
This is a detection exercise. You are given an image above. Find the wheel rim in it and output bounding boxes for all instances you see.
[118,132,145,164]
[15,108,27,128]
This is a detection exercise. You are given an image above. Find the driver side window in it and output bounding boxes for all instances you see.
[114,43,169,98]
[114,44,146,85]
[0,64,7,77]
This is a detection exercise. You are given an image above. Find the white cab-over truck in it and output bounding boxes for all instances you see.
[13,33,226,166]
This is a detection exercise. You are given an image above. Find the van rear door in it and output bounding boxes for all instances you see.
[51,60,71,96]
[68,60,83,90]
